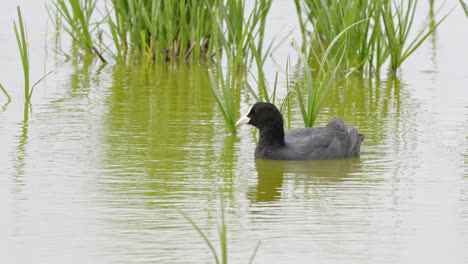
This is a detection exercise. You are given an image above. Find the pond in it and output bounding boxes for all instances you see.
[1,1,468,263]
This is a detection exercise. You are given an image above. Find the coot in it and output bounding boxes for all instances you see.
[236,102,364,160]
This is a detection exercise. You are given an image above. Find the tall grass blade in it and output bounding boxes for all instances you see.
[293,19,365,127]
[243,80,260,102]
[461,0,468,17]
[13,6,30,102]
[28,69,55,101]
[179,191,254,264]
[271,72,278,104]
[208,69,233,132]
[52,0,107,63]
[248,241,262,264]
[382,0,451,72]
[294,81,310,127]
[295,0,451,74]
[179,209,220,264]
[283,57,292,130]
[0,83,11,104]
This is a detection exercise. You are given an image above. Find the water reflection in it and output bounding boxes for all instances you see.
[11,102,30,192]
[427,0,439,74]
[250,157,362,203]
[324,75,420,154]
[96,62,240,202]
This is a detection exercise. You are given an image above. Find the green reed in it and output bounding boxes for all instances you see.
[48,0,272,64]
[12,6,55,102]
[13,6,30,102]
[207,0,273,134]
[295,0,384,73]
[180,192,260,264]
[283,57,292,130]
[295,0,450,74]
[207,28,241,134]
[292,19,364,127]
[0,83,11,104]
[108,0,218,62]
[244,29,278,103]
[217,0,272,64]
[461,0,468,17]
[293,37,339,128]
[382,0,451,72]
[50,0,107,63]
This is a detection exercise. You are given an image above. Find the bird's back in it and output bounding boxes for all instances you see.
[282,117,364,160]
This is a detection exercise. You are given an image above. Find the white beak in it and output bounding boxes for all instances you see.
[235,115,250,126]
[236,105,254,127]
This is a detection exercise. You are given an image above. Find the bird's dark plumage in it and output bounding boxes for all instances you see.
[236,102,364,160]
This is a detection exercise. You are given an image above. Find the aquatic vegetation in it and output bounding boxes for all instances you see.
[13,6,30,102]
[217,0,272,64]
[243,26,288,107]
[461,0,468,17]
[50,0,107,63]
[208,46,240,134]
[244,71,278,105]
[28,70,55,101]
[107,0,218,62]
[206,0,274,134]
[44,0,449,71]
[180,192,260,264]
[0,83,11,104]
[294,0,450,74]
[293,19,364,128]
[293,37,339,128]
[245,35,278,103]
[295,0,384,73]
[49,0,271,64]
[12,6,55,102]
[381,0,451,72]
[283,57,292,130]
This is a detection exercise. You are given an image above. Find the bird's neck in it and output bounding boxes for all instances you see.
[258,123,285,147]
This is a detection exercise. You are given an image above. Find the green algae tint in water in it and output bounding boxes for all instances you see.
[1,2,468,264]
[90,62,247,263]
[2,57,467,263]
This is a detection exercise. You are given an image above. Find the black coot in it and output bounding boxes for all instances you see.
[236,102,364,160]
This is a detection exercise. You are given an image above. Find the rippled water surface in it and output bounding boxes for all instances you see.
[1,1,468,263]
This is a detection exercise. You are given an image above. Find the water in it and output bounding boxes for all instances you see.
[1,1,468,263]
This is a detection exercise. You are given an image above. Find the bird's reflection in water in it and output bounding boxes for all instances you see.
[249,157,362,203]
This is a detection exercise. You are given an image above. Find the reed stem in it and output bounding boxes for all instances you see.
[13,6,30,102]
